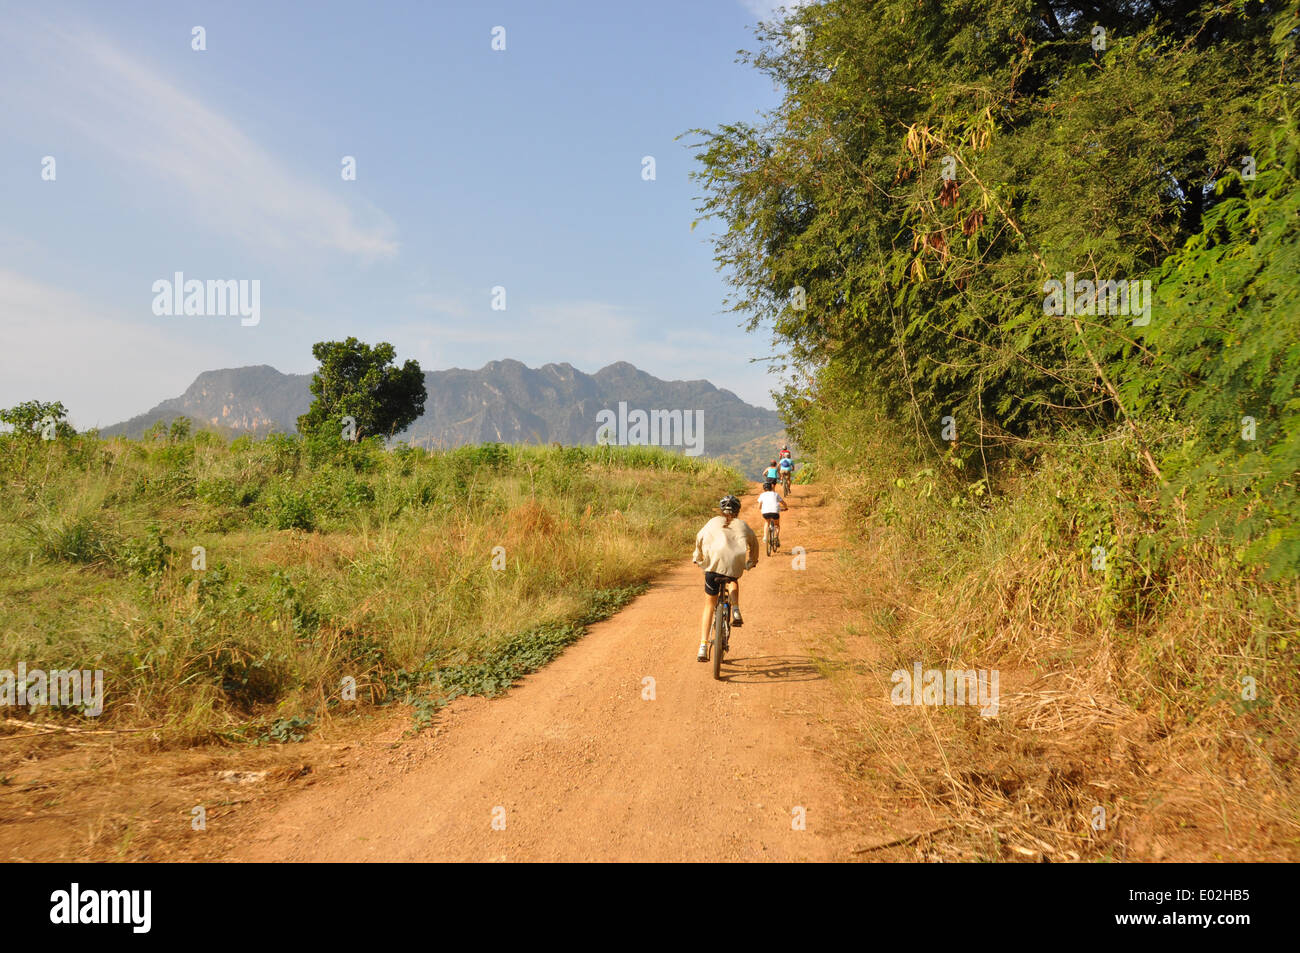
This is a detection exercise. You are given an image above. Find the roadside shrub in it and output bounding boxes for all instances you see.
[261,433,301,474]
[266,569,322,634]
[117,524,173,578]
[154,443,194,470]
[196,477,260,507]
[263,489,315,531]
[306,474,375,520]
[338,438,384,474]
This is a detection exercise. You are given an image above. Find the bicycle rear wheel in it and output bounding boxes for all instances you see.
[712,601,727,680]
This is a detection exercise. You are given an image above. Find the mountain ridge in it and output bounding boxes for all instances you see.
[100,360,785,473]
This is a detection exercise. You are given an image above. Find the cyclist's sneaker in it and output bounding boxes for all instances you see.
[731,608,744,627]
[697,642,709,662]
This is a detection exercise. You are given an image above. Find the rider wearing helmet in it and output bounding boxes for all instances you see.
[777,453,794,484]
[692,494,759,663]
[758,480,788,533]
[763,459,780,484]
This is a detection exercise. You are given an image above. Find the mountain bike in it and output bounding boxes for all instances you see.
[780,470,792,497]
[764,518,780,556]
[711,582,733,680]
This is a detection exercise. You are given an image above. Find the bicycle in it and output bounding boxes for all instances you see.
[780,470,792,497]
[711,580,734,680]
[764,518,780,556]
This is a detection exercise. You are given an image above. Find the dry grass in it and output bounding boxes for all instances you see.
[0,436,743,745]
[808,415,1300,862]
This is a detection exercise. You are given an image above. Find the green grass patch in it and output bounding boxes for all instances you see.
[0,431,742,744]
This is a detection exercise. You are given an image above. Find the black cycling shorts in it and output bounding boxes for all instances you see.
[761,511,780,521]
[704,571,736,596]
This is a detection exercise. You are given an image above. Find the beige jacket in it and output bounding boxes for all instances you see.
[693,515,759,577]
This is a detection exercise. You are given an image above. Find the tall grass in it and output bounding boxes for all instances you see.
[0,432,741,743]
[802,403,1300,860]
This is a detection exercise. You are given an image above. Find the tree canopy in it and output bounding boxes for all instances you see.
[0,400,76,440]
[691,0,1298,573]
[297,338,427,442]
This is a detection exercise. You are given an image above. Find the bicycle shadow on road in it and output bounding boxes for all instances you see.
[717,655,824,684]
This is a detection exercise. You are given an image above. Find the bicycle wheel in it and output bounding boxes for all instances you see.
[712,601,727,680]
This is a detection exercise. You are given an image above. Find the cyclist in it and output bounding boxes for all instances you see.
[692,494,759,663]
[763,459,780,484]
[758,480,788,543]
[779,444,792,460]
[777,454,794,490]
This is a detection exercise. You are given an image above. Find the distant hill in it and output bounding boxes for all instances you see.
[103,365,312,439]
[724,429,796,481]
[100,360,785,464]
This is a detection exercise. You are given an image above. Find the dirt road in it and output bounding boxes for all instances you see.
[229,484,863,862]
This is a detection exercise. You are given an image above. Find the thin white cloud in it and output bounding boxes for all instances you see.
[0,19,398,260]
[0,269,235,430]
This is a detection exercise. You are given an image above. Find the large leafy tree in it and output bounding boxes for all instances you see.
[691,0,1297,570]
[297,338,427,441]
[0,399,75,439]
[691,0,1282,453]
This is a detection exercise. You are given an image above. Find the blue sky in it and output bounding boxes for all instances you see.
[0,0,802,429]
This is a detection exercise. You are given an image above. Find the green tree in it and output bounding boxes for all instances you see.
[297,338,427,442]
[0,400,75,439]
[168,416,193,442]
[690,0,1280,457]
[690,0,1297,572]
[1122,104,1300,577]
